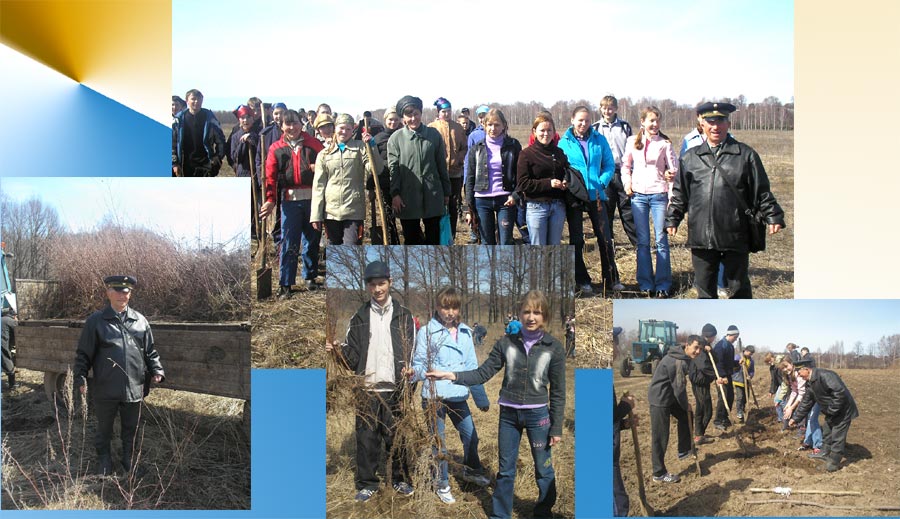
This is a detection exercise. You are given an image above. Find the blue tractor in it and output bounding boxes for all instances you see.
[621,319,678,377]
[2,244,17,390]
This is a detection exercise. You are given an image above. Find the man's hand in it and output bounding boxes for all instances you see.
[401,366,416,381]
[667,226,677,237]
[425,370,455,381]
[392,195,405,213]
[312,221,321,231]
[768,223,783,235]
[717,377,727,385]
[152,374,163,384]
[259,201,275,219]
[788,419,796,427]
[549,436,562,447]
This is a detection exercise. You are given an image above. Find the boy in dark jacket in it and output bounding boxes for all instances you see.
[689,324,718,444]
[648,335,703,483]
[712,325,740,429]
[789,362,859,472]
[326,261,416,502]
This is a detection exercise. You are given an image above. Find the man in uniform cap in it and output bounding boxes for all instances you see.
[666,101,786,298]
[74,276,165,476]
[789,360,858,472]
[326,261,415,501]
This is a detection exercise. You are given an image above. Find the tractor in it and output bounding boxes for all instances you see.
[621,319,678,377]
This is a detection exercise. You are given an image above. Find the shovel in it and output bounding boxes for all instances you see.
[257,215,272,300]
[624,391,654,516]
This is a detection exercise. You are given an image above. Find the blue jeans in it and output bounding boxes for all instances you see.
[494,406,556,519]
[516,202,530,243]
[526,200,566,245]
[804,402,823,449]
[280,199,321,287]
[775,398,785,423]
[474,196,515,245]
[425,399,483,487]
[631,192,672,291]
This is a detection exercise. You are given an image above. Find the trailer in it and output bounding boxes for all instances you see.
[14,319,251,429]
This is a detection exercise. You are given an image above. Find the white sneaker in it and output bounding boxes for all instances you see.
[436,485,456,504]
[717,288,729,299]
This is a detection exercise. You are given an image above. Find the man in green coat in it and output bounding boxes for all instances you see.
[388,95,450,245]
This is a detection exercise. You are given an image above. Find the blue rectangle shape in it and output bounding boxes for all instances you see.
[575,368,613,519]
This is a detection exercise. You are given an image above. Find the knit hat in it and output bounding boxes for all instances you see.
[726,325,740,336]
[701,323,717,337]
[313,113,335,129]
[272,102,287,111]
[434,97,451,110]
[334,113,354,127]
[476,105,490,115]
[233,104,253,119]
[396,95,423,115]
[384,106,399,120]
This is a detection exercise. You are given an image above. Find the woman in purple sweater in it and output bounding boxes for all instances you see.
[517,113,571,245]
[464,109,522,245]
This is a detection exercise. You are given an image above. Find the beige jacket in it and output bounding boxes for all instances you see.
[428,119,467,178]
[311,140,382,222]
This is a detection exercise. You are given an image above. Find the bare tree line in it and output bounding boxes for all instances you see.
[215,94,793,132]
[0,194,64,280]
[327,246,575,325]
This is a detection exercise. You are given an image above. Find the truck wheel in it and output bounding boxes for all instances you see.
[620,361,631,377]
[44,371,71,416]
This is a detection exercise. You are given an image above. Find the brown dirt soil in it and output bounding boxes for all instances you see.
[1,368,249,510]
[614,368,900,516]
[326,322,575,518]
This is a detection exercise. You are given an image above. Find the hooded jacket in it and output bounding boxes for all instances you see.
[647,343,692,411]
[340,300,416,387]
[666,136,786,253]
[411,317,489,407]
[387,123,450,220]
[689,349,716,386]
[73,305,165,402]
[453,332,566,437]
[172,108,226,169]
[558,127,615,202]
[792,368,859,426]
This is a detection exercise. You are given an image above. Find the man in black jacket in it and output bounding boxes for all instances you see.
[689,324,718,444]
[648,335,703,483]
[789,361,859,472]
[73,276,165,476]
[327,261,415,502]
[666,102,785,299]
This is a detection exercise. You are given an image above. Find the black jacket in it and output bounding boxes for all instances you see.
[73,305,165,402]
[465,134,522,210]
[454,332,566,437]
[689,349,716,386]
[341,300,415,388]
[648,344,691,411]
[666,136,786,253]
[768,364,783,394]
[792,368,859,426]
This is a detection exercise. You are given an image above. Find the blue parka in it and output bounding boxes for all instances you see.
[558,127,615,202]
[412,317,490,407]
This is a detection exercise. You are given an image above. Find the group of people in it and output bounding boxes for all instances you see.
[327,261,566,519]
[171,91,787,300]
[613,326,859,515]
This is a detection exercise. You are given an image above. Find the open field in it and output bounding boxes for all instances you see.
[326,322,575,519]
[1,368,249,510]
[614,367,900,516]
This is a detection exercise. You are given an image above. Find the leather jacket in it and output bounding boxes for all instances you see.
[340,300,416,388]
[454,332,566,437]
[666,136,785,253]
[465,134,522,210]
[74,305,165,402]
[792,368,859,426]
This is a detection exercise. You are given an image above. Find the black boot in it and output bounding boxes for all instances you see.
[277,285,293,300]
[4,372,14,391]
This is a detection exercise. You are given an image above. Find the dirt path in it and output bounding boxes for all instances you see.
[615,368,900,516]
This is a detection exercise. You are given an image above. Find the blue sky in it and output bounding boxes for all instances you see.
[613,300,900,354]
[173,0,794,117]
[0,177,249,249]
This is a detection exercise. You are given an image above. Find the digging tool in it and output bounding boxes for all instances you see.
[623,391,654,516]
[686,406,703,476]
[708,350,732,415]
[249,145,262,251]
[362,115,388,245]
[256,215,272,300]
[749,488,862,496]
[741,360,759,410]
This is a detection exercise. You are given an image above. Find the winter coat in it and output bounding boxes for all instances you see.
[792,368,859,426]
[647,344,692,411]
[311,140,382,223]
[428,119,468,179]
[558,127,615,202]
[689,350,716,386]
[666,136,786,253]
[340,301,416,386]
[387,124,450,220]
[73,305,165,402]
[226,125,260,177]
[454,332,566,437]
[172,108,226,169]
[712,338,736,379]
[264,133,325,204]
[465,134,522,210]
[411,317,489,407]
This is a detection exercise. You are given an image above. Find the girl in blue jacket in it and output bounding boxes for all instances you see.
[558,106,623,296]
[409,287,491,504]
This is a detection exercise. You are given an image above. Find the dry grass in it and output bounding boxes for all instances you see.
[1,368,249,510]
[573,298,614,369]
[326,322,574,518]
